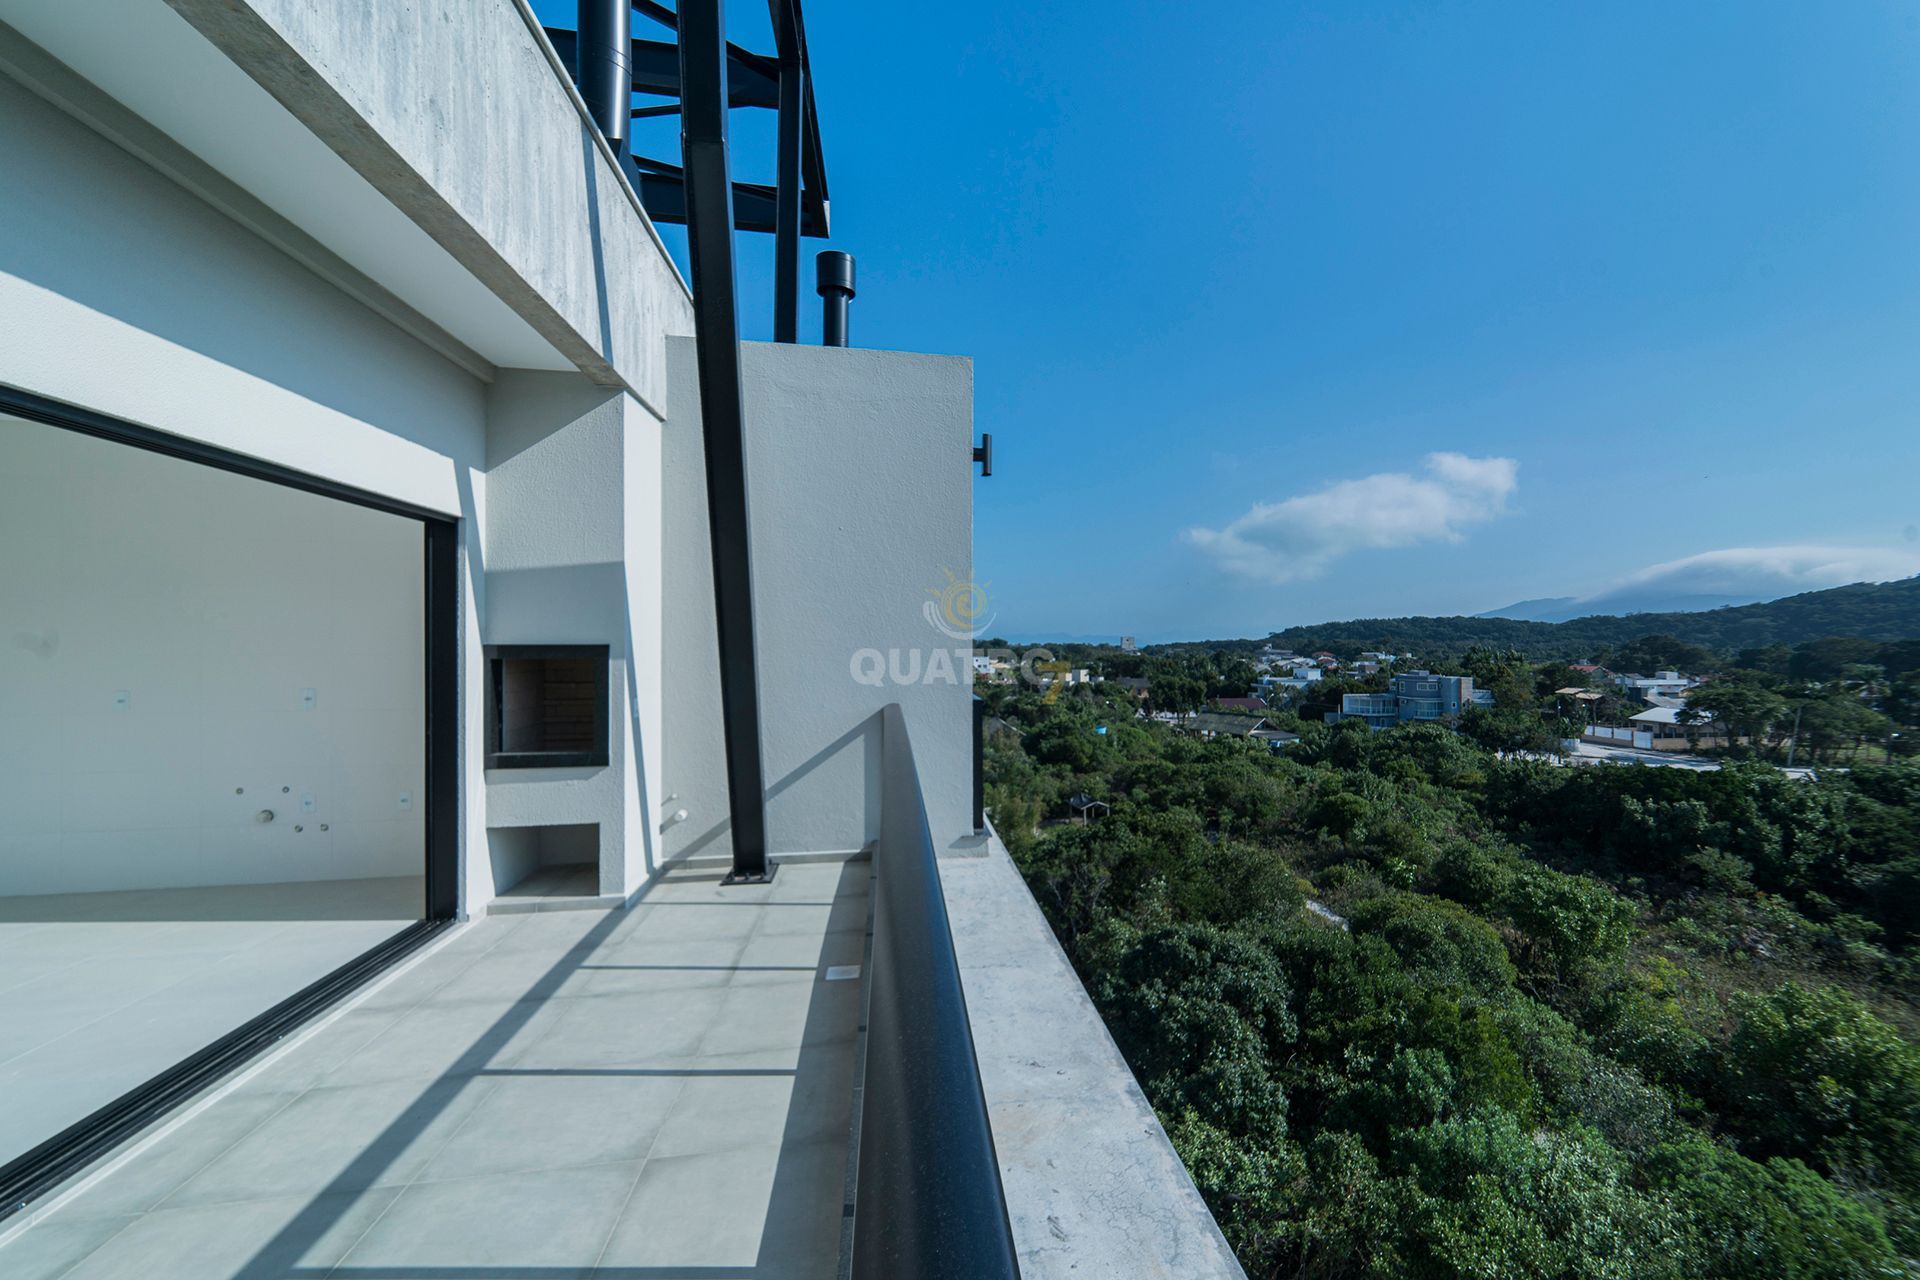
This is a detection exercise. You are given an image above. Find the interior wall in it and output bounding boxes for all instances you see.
[0,419,425,897]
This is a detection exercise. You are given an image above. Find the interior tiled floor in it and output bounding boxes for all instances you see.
[0,859,869,1280]
[0,876,422,1159]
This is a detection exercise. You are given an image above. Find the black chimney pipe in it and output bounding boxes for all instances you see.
[577,0,631,158]
[816,251,855,347]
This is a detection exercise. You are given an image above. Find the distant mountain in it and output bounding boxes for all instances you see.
[1165,577,1920,661]
[1479,590,1761,624]
[995,633,1129,647]
[1478,597,1581,622]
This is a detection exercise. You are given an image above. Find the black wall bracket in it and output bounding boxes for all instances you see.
[972,433,993,477]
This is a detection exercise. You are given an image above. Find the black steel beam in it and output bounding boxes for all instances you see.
[678,0,773,885]
[543,10,827,239]
[782,0,831,240]
[424,519,461,922]
[542,29,779,109]
[634,168,827,236]
[771,20,804,341]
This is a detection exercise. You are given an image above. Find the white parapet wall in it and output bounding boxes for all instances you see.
[662,340,978,862]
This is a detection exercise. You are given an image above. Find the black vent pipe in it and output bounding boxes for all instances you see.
[578,0,631,157]
[816,250,854,347]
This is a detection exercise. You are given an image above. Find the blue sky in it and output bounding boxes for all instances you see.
[537,1,1920,641]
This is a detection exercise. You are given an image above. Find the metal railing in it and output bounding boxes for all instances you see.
[851,705,1020,1278]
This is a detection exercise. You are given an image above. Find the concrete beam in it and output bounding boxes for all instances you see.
[164,0,693,405]
[0,17,494,383]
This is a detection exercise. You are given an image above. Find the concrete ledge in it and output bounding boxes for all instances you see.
[164,0,691,402]
[941,829,1247,1279]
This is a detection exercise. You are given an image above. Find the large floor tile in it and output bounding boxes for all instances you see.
[162,1077,487,1208]
[509,988,721,1069]
[598,1140,845,1278]
[335,1163,639,1277]
[38,1089,297,1223]
[695,980,860,1060]
[0,1214,134,1280]
[414,1073,685,1181]
[59,1186,401,1280]
[648,1045,854,1161]
[318,993,570,1087]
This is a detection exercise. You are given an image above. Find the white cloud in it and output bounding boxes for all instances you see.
[1186,452,1519,584]
[1583,545,1920,605]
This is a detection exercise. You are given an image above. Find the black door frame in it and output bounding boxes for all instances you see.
[0,384,463,1221]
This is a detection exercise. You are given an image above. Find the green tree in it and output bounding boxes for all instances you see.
[1690,682,1788,754]
[1646,1140,1905,1280]
[1394,1109,1687,1280]
[1085,921,1299,1140]
[1500,862,1637,988]
[1725,982,1920,1192]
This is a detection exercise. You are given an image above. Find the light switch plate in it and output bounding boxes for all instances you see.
[398,792,413,813]
[300,791,316,814]
[111,690,130,711]
[300,688,317,710]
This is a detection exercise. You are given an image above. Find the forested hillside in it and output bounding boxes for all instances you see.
[984,680,1920,1278]
[1164,576,1920,661]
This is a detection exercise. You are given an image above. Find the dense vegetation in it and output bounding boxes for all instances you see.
[1154,575,1920,662]
[985,662,1920,1278]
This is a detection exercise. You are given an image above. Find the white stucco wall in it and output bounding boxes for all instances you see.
[479,373,663,900]
[0,421,425,897]
[663,340,977,862]
[0,72,484,518]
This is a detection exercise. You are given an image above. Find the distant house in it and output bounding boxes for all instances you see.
[1612,670,1697,700]
[1111,676,1151,699]
[1327,671,1492,730]
[1628,705,1727,751]
[1214,695,1267,712]
[1067,794,1111,825]
[1261,662,1323,691]
[1181,712,1270,740]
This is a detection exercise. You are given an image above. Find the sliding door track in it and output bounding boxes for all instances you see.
[0,917,452,1224]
